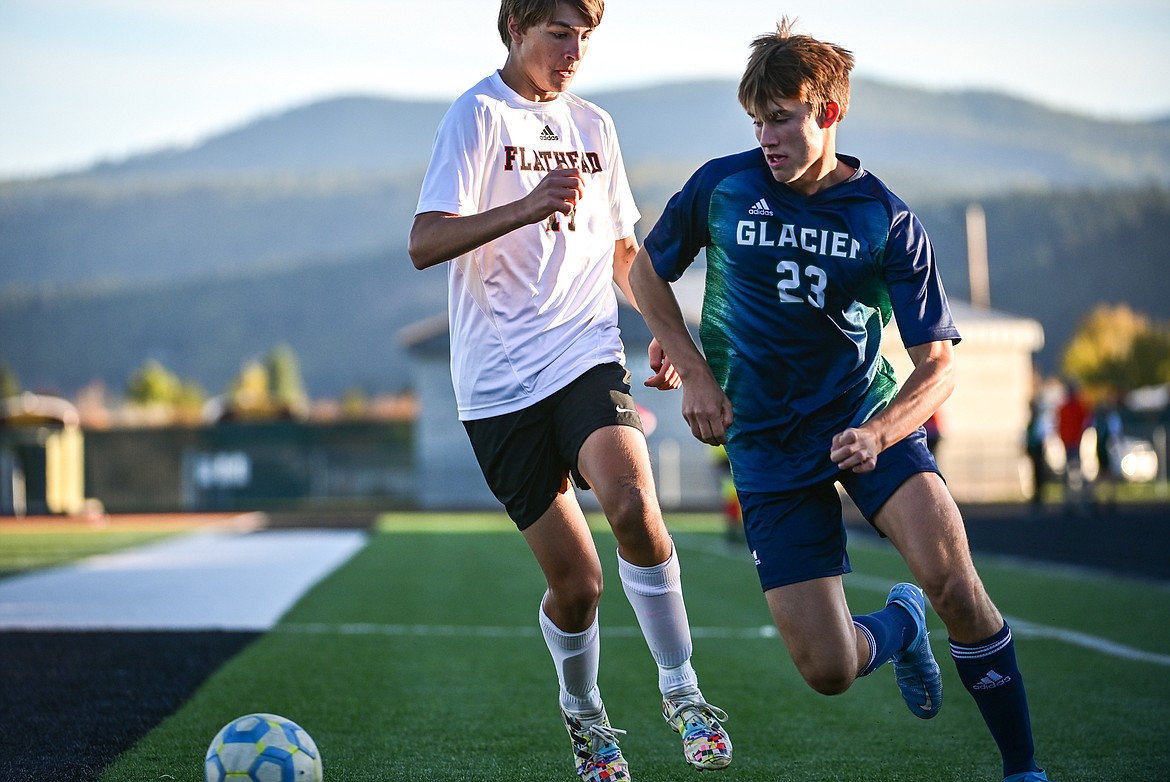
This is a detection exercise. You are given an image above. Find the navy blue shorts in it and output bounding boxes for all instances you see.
[463,363,644,531]
[738,427,940,591]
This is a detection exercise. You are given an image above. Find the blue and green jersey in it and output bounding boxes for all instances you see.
[645,150,960,491]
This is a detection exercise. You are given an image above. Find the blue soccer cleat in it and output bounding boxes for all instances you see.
[1003,772,1051,782]
[886,582,943,719]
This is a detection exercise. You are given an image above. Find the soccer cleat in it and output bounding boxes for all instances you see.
[661,688,733,771]
[560,707,630,782]
[886,582,943,719]
[1003,772,1051,782]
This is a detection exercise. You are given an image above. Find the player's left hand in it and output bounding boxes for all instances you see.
[644,338,681,390]
[831,427,880,473]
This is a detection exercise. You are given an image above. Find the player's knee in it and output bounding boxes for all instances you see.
[802,669,854,696]
[551,573,604,621]
[603,483,658,537]
[794,658,855,696]
[921,571,987,630]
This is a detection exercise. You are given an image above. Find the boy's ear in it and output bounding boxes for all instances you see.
[821,101,842,128]
[507,15,525,46]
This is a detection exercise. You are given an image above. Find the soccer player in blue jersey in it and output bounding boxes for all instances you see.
[629,19,1052,782]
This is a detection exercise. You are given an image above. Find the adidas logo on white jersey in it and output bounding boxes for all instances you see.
[539,125,559,141]
[973,669,1013,690]
[747,198,774,216]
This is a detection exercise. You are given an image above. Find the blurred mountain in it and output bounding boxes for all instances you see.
[1,78,1168,398]
[83,98,449,179]
[63,79,1170,192]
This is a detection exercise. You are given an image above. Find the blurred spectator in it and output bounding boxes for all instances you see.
[1093,391,1124,514]
[1025,397,1053,514]
[923,409,943,456]
[1057,382,1093,513]
[710,444,743,541]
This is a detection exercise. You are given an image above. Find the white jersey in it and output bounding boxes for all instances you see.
[415,71,640,420]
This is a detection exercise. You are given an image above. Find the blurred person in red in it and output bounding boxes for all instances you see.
[1056,382,1092,512]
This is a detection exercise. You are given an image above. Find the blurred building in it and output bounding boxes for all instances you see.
[0,393,86,515]
[401,283,1044,510]
[883,301,1044,501]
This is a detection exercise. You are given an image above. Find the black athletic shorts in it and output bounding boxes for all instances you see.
[463,363,644,530]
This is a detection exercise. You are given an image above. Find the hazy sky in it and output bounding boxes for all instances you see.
[2,0,1168,178]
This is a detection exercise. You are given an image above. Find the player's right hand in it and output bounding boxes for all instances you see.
[681,375,734,445]
[830,427,880,473]
[644,338,681,390]
[527,168,583,224]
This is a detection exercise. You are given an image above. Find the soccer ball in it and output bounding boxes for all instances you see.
[204,713,323,782]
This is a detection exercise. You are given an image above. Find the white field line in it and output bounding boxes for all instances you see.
[679,536,1170,667]
[275,535,1170,668]
[274,617,1170,666]
[841,572,1170,667]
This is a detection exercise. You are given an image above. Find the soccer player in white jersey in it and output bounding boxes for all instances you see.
[408,2,731,779]
[630,19,1054,782]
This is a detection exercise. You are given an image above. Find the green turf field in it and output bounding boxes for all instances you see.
[100,512,1170,781]
[0,523,186,578]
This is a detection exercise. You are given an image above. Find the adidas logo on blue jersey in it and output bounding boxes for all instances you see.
[748,198,774,216]
[539,125,559,141]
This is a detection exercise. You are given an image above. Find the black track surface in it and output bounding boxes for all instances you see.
[0,631,259,782]
[850,500,1170,582]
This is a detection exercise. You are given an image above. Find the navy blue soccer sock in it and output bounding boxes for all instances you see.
[852,602,915,677]
[950,623,1041,777]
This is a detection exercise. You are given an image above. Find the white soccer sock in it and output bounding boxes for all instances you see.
[618,544,699,695]
[538,594,604,715]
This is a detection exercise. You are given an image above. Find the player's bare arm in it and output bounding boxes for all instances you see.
[830,339,956,472]
[408,168,583,269]
[612,235,679,389]
[630,247,732,442]
[610,233,641,308]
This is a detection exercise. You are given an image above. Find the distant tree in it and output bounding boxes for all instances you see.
[126,360,183,405]
[227,360,271,417]
[341,387,368,419]
[0,363,20,398]
[266,344,309,417]
[174,381,208,419]
[223,345,309,419]
[125,360,206,420]
[1127,328,1170,387]
[1062,304,1170,395]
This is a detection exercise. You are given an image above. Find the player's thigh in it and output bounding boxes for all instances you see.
[577,424,662,520]
[765,576,857,681]
[578,425,672,564]
[874,472,1001,640]
[555,362,645,496]
[522,492,604,627]
[577,423,656,500]
[872,472,973,585]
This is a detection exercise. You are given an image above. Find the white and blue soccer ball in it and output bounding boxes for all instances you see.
[204,712,323,782]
